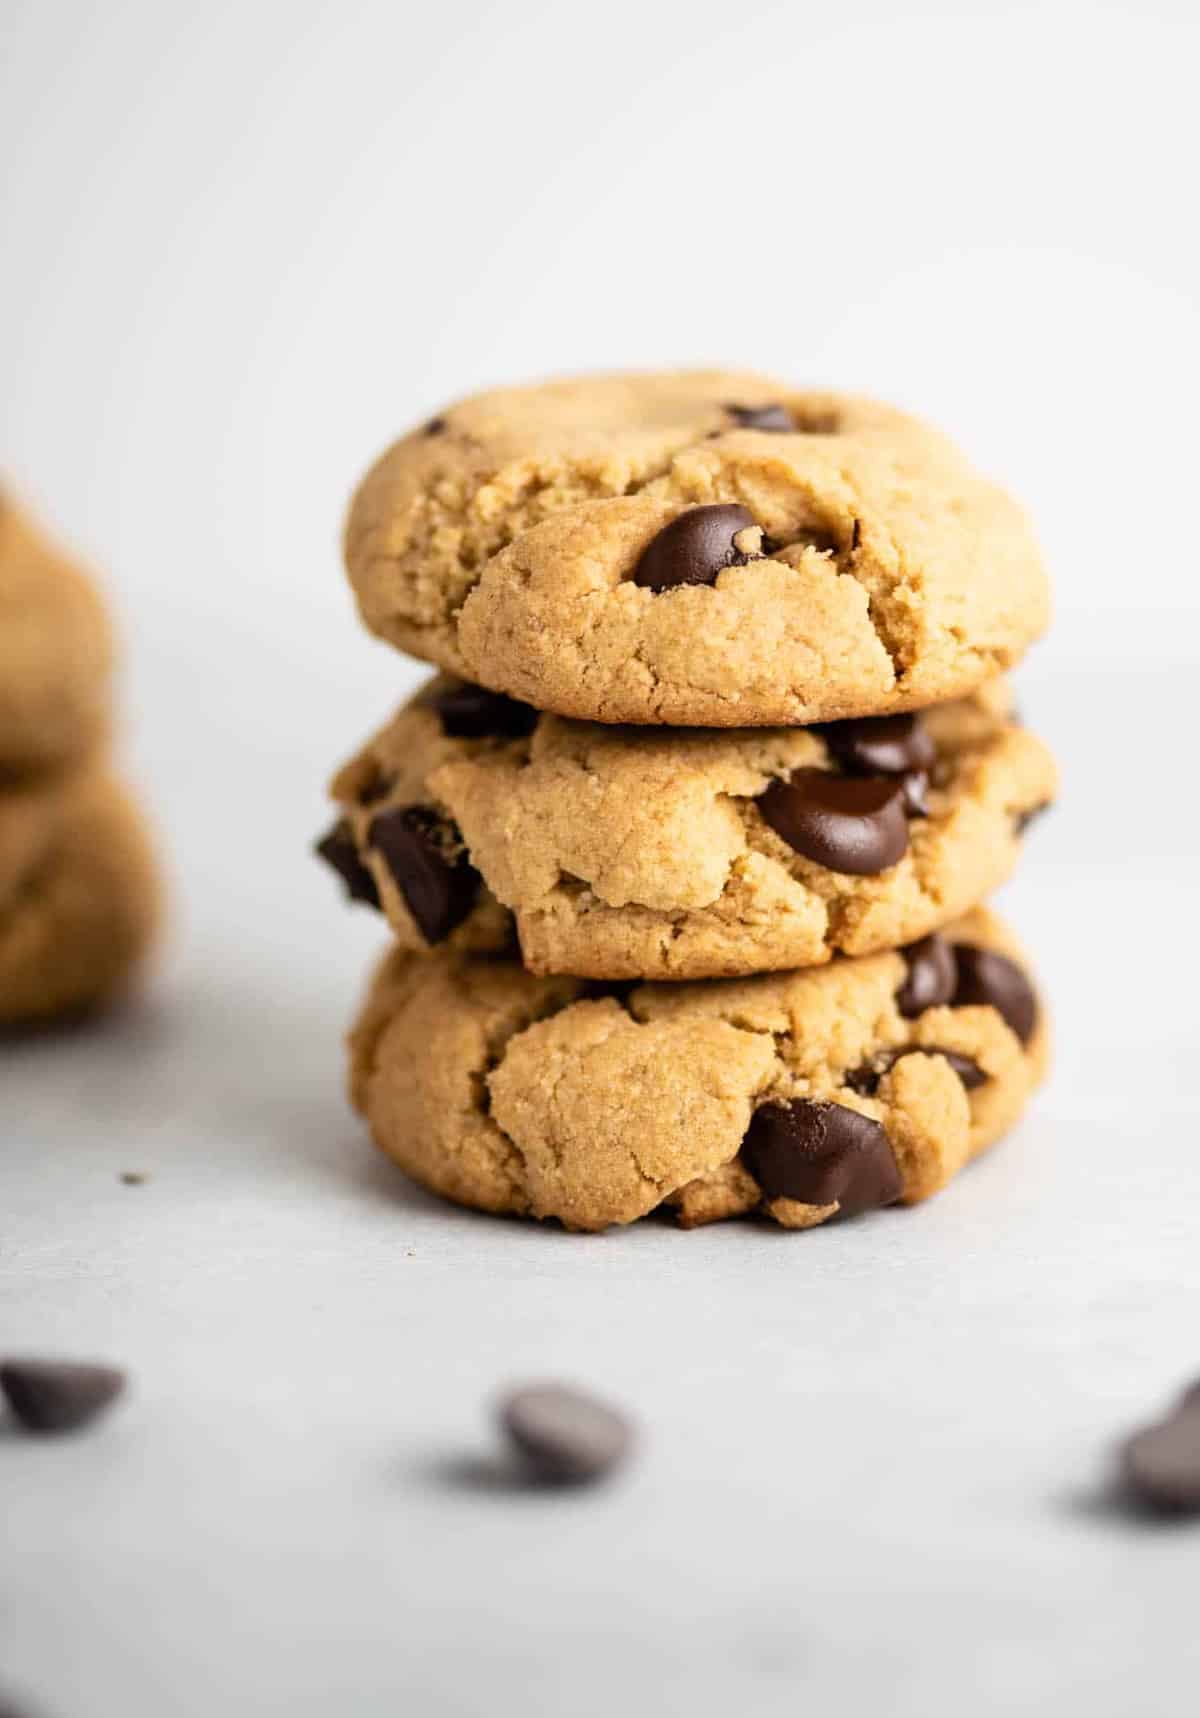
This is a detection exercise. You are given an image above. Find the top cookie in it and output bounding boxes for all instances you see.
[345,371,1050,726]
[0,493,113,774]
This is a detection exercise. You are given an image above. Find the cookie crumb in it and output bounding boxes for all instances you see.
[119,1170,148,1185]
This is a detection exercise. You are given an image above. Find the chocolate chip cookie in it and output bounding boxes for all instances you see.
[0,774,161,1026]
[344,372,1049,726]
[349,906,1045,1232]
[0,493,113,774]
[320,675,1056,980]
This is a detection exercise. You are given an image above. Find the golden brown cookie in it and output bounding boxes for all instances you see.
[0,774,161,1027]
[349,907,1047,1233]
[345,372,1049,726]
[321,675,1056,980]
[0,493,114,773]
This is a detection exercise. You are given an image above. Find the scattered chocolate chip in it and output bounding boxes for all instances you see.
[741,1100,901,1216]
[724,402,795,432]
[845,1047,987,1096]
[119,1170,148,1186]
[758,770,909,874]
[424,416,447,436]
[367,805,479,944]
[818,712,936,781]
[1121,1395,1200,1514]
[896,934,957,1018]
[1014,801,1051,837]
[0,1359,126,1433]
[498,1384,632,1485]
[431,682,539,740]
[952,945,1038,1045]
[315,820,381,911]
[632,504,766,591]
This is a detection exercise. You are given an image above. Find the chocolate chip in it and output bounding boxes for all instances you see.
[819,713,936,781]
[899,769,929,818]
[424,416,447,435]
[632,504,766,591]
[896,934,957,1018]
[741,1100,901,1216]
[952,945,1038,1045]
[845,1047,987,1097]
[0,1359,126,1433]
[315,820,381,911]
[498,1384,632,1485]
[724,402,795,432]
[1121,1401,1200,1514]
[431,682,539,740]
[1014,801,1051,837]
[758,770,909,874]
[367,805,479,944]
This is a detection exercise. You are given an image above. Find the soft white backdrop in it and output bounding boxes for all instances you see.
[3,3,1200,1715]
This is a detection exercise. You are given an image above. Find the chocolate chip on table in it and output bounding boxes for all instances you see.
[1121,1389,1200,1514]
[952,945,1038,1045]
[758,769,909,874]
[0,1359,126,1433]
[498,1384,633,1486]
[367,805,480,944]
[315,820,382,911]
[724,402,796,432]
[896,934,957,1018]
[845,1047,987,1097]
[741,1100,901,1217]
[431,682,539,740]
[632,504,768,591]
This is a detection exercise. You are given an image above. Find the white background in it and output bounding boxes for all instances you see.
[3,2,1200,1714]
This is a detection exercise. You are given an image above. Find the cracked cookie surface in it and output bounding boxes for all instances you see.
[349,906,1046,1232]
[0,493,114,773]
[0,773,161,1026]
[324,674,1057,980]
[344,371,1049,726]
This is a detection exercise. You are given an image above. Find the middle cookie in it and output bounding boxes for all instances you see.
[323,676,1056,982]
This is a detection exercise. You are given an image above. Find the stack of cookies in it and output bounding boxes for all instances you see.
[0,494,159,1026]
[320,373,1055,1234]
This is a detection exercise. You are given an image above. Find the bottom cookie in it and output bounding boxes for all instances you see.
[349,907,1046,1233]
[0,773,161,1026]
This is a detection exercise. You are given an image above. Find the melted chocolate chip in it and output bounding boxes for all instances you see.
[896,934,957,1018]
[819,712,936,779]
[632,504,765,591]
[1014,801,1051,837]
[0,1359,126,1433]
[315,820,381,911]
[431,682,539,740]
[1122,1405,1200,1514]
[367,805,479,944]
[724,402,796,432]
[741,1100,901,1216]
[952,945,1038,1045]
[498,1384,633,1485]
[758,770,909,874]
[845,1047,987,1097]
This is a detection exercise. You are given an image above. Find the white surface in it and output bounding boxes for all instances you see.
[3,2,1200,1714]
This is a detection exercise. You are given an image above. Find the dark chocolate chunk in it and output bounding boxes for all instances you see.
[498,1384,632,1485]
[845,1047,987,1097]
[367,805,479,944]
[632,504,765,591]
[724,402,796,432]
[1121,1407,1200,1514]
[0,1359,126,1433]
[1014,801,1051,837]
[758,769,909,874]
[315,820,381,911]
[952,945,1038,1044]
[431,682,539,740]
[896,934,957,1018]
[741,1100,901,1216]
[818,712,936,780]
